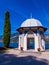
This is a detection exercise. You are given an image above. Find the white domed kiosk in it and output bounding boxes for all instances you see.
[17,18,47,52]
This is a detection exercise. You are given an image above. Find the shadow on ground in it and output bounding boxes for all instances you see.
[0,52,48,65]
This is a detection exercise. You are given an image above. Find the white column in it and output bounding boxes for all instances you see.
[39,34,45,51]
[41,38,45,50]
[38,33,42,51]
[19,35,21,50]
[34,33,39,51]
[23,34,27,51]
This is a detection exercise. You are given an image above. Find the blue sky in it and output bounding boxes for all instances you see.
[0,0,49,35]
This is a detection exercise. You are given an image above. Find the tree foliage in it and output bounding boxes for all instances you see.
[3,11,11,48]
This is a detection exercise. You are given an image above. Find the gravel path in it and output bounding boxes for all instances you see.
[0,49,49,65]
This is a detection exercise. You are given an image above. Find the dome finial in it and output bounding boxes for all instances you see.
[30,13,32,19]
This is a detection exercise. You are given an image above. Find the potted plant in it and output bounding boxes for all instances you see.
[37,48,41,51]
[20,47,23,51]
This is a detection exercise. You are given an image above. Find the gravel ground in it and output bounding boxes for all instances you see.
[0,49,49,65]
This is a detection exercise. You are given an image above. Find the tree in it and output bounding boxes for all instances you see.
[3,11,11,48]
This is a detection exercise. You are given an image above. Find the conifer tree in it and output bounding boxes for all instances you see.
[3,11,11,48]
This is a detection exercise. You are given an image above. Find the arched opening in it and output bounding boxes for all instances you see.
[27,38,34,49]
[27,30,35,50]
[45,42,49,50]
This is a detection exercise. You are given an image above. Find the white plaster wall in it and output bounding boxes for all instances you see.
[27,34,34,38]
[19,31,45,52]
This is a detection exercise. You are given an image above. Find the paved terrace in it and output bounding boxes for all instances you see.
[0,49,49,65]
